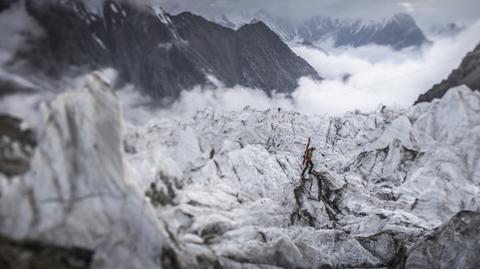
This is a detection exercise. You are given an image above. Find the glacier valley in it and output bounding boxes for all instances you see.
[1,73,480,268]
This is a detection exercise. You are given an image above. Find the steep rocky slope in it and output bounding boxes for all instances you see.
[12,0,319,99]
[1,73,479,268]
[416,42,480,104]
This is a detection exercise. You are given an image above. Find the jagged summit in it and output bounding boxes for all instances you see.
[390,13,416,24]
[237,20,270,31]
[209,11,429,49]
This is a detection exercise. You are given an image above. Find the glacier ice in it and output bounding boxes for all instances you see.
[124,84,480,268]
[0,73,479,268]
[0,74,177,268]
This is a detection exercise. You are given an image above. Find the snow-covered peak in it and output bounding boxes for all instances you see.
[390,13,416,25]
[210,11,427,49]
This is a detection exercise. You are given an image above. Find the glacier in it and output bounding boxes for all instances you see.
[1,73,479,268]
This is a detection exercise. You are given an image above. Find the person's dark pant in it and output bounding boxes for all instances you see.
[301,160,314,177]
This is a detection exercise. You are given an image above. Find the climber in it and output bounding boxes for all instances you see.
[301,145,316,177]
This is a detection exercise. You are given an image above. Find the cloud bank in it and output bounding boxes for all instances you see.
[1,11,478,126]
[292,20,480,113]
[116,20,480,124]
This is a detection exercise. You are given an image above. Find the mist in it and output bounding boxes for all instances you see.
[117,19,480,123]
[290,20,480,114]
[1,6,479,126]
[117,77,295,125]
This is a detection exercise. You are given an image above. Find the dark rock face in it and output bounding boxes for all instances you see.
[0,77,35,98]
[0,115,36,177]
[0,234,93,269]
[0,0,18,12]
[234,22,320,92]
[405,210,480,269]
[18,0,320,100]
[416,43,480,104]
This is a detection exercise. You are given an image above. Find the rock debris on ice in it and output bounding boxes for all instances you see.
[1,73,479,268]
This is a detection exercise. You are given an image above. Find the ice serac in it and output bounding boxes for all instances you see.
[416,42,480,104]
[124,86,480,268]
[405,211,480,269]
[18,0,319,99]
[1,75,479,267]
[0,74,179,268]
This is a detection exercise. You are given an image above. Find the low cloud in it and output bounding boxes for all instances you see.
[2,17,479,126]
[118,19,480,123]
[290,20,480,114]
[117,78,295,125]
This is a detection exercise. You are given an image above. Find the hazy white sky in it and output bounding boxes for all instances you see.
[159,0,480,28]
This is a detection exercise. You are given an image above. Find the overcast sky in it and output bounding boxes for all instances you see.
[159,0,480,28]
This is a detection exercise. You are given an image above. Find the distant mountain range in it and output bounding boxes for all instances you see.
[416,42,480,104]
[8,0,320,100]
[210,10,430,50]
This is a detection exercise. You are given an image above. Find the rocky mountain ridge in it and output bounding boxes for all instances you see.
[211,11,429,49]
[8,0,319,99]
